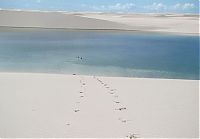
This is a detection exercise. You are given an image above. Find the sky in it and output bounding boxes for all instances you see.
[0,0,199,13]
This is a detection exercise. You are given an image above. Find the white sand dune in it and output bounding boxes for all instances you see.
[80,13,199,35]
[0,10,199,35]
[0,72,198,138]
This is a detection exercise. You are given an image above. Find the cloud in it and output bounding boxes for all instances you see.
[144,3,167,11]
[173,3,195,10]
[173,3,181,9]
[144,2,196,12]
[109,3,135,10]
[69,2,197,13]
[182,3,195,9]
[92,3,135,11]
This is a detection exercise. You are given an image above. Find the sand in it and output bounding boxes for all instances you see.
[0,72,198,138]
[80,13,199,35]
[0,10,199,35]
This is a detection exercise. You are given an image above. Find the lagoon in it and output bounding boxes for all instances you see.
[0,29,199,80]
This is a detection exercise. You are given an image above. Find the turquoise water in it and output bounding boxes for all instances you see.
[0,29,199,80]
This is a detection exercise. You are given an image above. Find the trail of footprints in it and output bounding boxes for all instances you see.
[74,76,87,113]
[66,76,87,126]
[93,76,131,124]
[73,75,131,124]
[94,76,139,138]
[66,75,139,138]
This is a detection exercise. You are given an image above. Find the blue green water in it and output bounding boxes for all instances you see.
[0,29,199,80]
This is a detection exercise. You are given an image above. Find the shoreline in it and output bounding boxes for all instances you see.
[0,71,198,81]
[0,72,198,137]
[0,25,198,36]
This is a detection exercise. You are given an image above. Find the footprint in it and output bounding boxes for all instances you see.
[118,118,131,123]
[65,123,70,126]
[114,101,120,104]
[74,109,80,113]
[110,89,117,92]
[79,91,84,94]
[31,108,36,112]
[126,133,139,139]
[115,107,127,111]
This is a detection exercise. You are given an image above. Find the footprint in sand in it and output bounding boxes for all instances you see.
[74,109,80,113]
[126,133,140,139]
[115,107,127,111]
[65,123,70,126]
[118,118,131,123]
[109,92,115,94]
[113,101,120,104]
[110,89,117,92]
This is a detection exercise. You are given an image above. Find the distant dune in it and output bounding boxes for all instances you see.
[0,10,130,30]
[0,10,199,35]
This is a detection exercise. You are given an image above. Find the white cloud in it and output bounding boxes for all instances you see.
[173,3,195,10]
[109,3,135,10]
[144,2,196,12]
[89,2,196,12]
[92,3,135,11]
[144,3,167,11]
[182,3,195,9]
[173,3,181,9]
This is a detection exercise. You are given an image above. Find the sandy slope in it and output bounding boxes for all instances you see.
[0,10,199,35]
[80,13,199,35]
[0,10,130,30]
[0,72,198,138]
